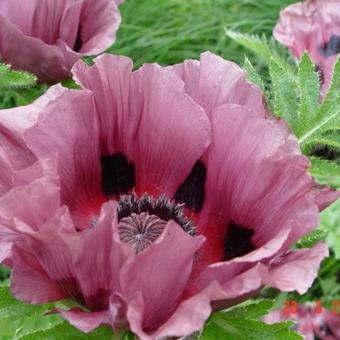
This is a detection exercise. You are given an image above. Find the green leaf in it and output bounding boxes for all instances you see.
[243,56,266,92]
[309,157,340,188]
[295,229,327,249]
[320,200,340,258]
[225,29,292,71]
[0,63,37,90]
[307,132,340,149]
[296,53,320,130]
[298,57,340,146]
[201,300,302,340]
[269,59,297,124]
[0,287,118,340]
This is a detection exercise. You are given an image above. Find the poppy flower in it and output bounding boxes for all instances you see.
[274,0,340,95]
[0,52,338,339]
[264,304,340,340]
[0,0,123,82]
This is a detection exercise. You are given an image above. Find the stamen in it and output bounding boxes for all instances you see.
[117,193,196,236]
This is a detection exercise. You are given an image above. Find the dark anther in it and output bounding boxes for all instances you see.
[118,193,196,236]
[320,34,340,57]
[174,160,206,212]
[74,26,83,52]
[319,324,334,337]
[223,222,255,261]
[315,65,325,86]
[311,144,338,161]
[100,153,135,196]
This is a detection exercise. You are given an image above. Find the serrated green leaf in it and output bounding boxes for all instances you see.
[295,229,327,249]
[320,200,340,258]
[296,53,320,129]
[308,132,340,149]
[201,300,302,340]
[298,58,340,145]
[243,56,266,92]
[0,287,118,340]
[224,299,274,319]
[0,64,37,90]
[309,157,340,188]
[225,29,292,72]
[269,59,298,124]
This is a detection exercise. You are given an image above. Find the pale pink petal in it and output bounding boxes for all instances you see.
[24,87,103,229]
[68,202,131,309]
[199,105,318,258]
[274,0,340,62]
[121,221,205,332]
[0,177,60,230]
[73,55,211,197]
[78,0,122,54]
[58,309,110,333]
[0,15,78,82]
[0,0,83,46]
[169,51,266,118]
[11,245,65,303]
[264,243,329,294]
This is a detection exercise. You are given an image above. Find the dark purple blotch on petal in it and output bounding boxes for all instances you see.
[100,153,135,197]
[320,35,340,57]
[223,223,255,261]
[174,160,206,212]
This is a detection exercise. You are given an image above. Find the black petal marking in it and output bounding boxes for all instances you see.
[118,193,196,236]
[74,26,83,52]
[321,34,340,57]
[174,160,206,212]
[100,153,135,196]
[319,324,334,337]
[223,222,255,261]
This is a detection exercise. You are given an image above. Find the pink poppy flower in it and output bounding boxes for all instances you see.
[264,304,340,340]
[0,52,338,339]
[0,0,123,82]
[274,0,340,96]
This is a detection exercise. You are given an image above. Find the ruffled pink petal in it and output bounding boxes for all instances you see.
[121,220,205,332]
[274,0,340,63]
[127,264,264,340]
[78,0,122,54]
[199,105,319,260]
[0,176,60,231]
[58,309,110,333]
[0,0,83,46]
[68,202,131,309]
[24,86,103,228]
[264,243,329,294]
[11,244,65,303]
[0,15,79,82]
[312,183,340,210]
[73,55,211,197]
[168,51,266,118]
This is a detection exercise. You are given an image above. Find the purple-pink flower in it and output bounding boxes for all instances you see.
[0,0,123,82]
[0,52,338,339]
[274,0,340,96]
[264,305,340,340]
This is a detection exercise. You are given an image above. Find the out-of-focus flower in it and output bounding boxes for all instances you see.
[0,52,338,339]
[274,0,340,96]
[0,0,123,82]
[264,304,340,340]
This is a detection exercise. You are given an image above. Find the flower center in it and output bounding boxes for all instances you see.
[117,193,196,252]
[118,213,166,253]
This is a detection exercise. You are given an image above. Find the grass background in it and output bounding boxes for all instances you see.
[109,0,296,67]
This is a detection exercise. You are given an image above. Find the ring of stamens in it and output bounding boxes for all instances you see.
[117,193,196,253]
